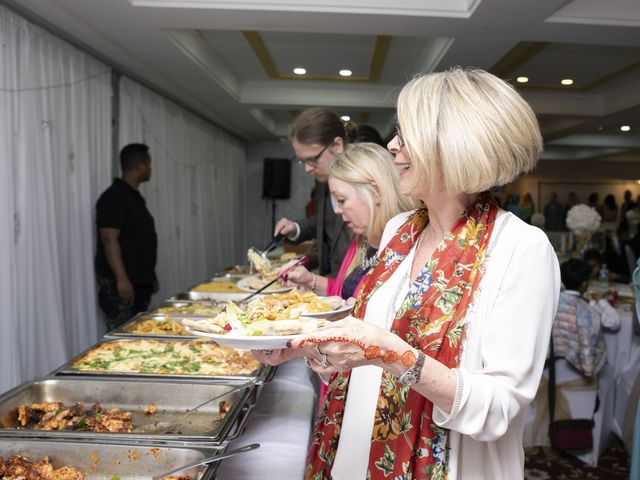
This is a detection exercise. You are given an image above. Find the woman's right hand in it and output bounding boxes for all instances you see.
[277,260,314,289]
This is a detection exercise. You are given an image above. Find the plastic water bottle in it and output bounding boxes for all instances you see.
[598,264,610,287]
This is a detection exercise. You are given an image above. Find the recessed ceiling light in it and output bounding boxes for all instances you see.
[293,67,307,75]
[516,76,529,83]
[621,125,631,132]
[339,69,352,77]
[597,126,604,131]
[560,78,574,86]
[341,115,351,122]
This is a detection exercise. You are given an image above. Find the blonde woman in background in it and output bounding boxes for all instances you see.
[277,142,417,300]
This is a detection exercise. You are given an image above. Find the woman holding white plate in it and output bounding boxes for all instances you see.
[255,68,560,480]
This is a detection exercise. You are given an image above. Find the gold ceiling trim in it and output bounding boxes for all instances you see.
[242,31,391,83]
[491,41,640,92]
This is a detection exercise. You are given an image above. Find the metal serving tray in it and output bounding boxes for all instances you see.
[51,338,275,384]
[105,311,202,340]
[0,376,255,447]
[167,291,249,303]
[0,437,219,479]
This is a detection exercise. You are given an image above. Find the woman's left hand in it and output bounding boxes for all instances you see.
[290,316,411,375]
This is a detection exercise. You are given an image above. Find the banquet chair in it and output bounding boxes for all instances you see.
[523,358,608,467]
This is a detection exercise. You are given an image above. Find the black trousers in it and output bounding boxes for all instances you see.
[97,275,153,332]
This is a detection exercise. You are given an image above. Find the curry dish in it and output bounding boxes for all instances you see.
[191,280,245,293]
[71,339,260,376]
[16,402,133,433]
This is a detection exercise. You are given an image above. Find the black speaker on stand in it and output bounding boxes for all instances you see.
[262,158,291,233]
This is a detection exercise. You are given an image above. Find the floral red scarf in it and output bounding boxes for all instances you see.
[305,193,498,480]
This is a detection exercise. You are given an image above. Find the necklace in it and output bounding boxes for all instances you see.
[360,242,376,271]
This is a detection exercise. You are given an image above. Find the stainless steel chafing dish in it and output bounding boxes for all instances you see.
[0,437,220,479]
[0,377,255,447]
[106,311,201,340]
[51,338,275,384]
[167,291,249,303]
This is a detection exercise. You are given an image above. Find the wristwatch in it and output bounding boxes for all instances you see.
[398,352,426,387]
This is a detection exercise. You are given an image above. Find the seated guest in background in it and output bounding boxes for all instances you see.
[95,143,159,331]
[543,191,566,231]
[278,142,417,300]
[554,259,607,377]
[583,248,627,283]
[257,68,559,479]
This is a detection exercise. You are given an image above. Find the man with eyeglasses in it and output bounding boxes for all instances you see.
[274,107,353,276]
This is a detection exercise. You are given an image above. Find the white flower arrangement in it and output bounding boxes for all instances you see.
[531,212,545,228]
[566,204,601,236]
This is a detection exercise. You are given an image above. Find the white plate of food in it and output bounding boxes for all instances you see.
[248,290,352,319]
[184,327,302,349]
[181,303,323,350]
[236,276,292,294]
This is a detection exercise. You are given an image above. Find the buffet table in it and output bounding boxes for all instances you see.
[217,358,319,479]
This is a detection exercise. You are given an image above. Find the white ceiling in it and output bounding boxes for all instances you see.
[5,0,640,161]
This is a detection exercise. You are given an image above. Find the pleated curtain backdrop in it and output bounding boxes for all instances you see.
[118,77,247,307]
[0,5,112,392]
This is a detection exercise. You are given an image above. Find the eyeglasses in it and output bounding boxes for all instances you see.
[394,124,405,148]
[296,145,328,166]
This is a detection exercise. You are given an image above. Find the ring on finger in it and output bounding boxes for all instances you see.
[314,354,329,368]
[313,346,329,367]
[261,349,273,356]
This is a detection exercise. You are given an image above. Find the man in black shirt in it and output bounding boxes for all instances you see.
[95,143,158,330]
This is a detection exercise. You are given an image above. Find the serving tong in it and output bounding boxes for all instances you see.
[239,255,309,304]
[248,233,285,265]
[151,443,260,480]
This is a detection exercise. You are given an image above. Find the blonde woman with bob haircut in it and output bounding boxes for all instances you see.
[277,142,417,300]
[255,68,560,480]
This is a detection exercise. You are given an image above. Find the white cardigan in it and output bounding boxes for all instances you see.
[334,210,561,480]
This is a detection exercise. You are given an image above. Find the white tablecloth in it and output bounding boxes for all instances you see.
[216,358,318,479]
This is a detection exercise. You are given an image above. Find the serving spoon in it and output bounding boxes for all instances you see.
[151,443,259,479]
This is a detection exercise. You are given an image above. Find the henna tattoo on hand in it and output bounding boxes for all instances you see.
[299,336,417,367]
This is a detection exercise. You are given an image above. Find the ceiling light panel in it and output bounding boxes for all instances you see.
[261,31,372,79]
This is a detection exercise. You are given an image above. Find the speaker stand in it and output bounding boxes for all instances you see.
[271,198,277,235]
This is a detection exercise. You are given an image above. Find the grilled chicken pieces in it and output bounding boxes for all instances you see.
[16,402,133,433]
[0,455,86,480]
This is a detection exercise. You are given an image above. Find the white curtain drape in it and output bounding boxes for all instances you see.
[0,5,112,392]
[118,78,247,305]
